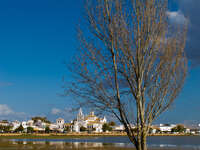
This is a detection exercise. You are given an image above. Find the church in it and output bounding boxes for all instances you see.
[71,108,107,133]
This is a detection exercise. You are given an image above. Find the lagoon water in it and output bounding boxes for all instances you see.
[0,136,200,150]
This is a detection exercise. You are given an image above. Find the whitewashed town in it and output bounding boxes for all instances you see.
[0,108,199,135]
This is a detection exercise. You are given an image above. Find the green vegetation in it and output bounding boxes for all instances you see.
[0,133,195,141]
[80,126,87,132]
[108,121,116,126]
[102,124,112,132]
[1,120,8,123]
[45,127,50,133]
[31,116,51,124]
[171,125,185,133]
[27,127,34,133]
[64,126,71,132]
[0,134,126,140]
[14,125,24,133]
[0,125,12,133]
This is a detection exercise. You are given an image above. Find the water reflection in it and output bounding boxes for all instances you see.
[10,140,119,148]
[0,140,127,150]
[6,140,200,150]
[0,136,197,150]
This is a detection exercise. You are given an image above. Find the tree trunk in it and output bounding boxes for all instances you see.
[135,134,147,150]
[141,133,147,150]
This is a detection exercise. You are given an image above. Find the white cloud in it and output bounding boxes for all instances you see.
[0,104,14,115]
[49,107,75,122]
[0,104,27,121]
[51,108,61,115]
[0,82,13,87]
[167,11,188,24]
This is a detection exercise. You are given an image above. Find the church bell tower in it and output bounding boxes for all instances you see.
[77,108,84,121]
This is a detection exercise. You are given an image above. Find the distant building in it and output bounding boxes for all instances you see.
[0,120,10,126]
[71,108,106,132]
[56,118,65,132]
[49,124,58,131]
[185,128,190,134]
[159,124,176,132]
[56,118,65,129]
[22,121,28,129]
[48,118,65,132]
[11,120,21,130]
[27,120,34,127]
[113,125,125,132]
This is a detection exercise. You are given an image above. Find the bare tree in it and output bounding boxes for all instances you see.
[64,0,187,150]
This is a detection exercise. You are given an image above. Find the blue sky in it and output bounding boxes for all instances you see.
[0,0,199,124]
[0,0,83,121]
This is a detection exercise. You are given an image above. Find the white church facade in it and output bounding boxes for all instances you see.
[71,108,107,133]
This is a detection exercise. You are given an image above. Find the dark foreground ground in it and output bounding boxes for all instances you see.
[0,141,197,150]
[0,146,195,150]
[0,135,199,150]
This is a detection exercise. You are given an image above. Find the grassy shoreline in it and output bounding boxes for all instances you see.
[0,133,197,139]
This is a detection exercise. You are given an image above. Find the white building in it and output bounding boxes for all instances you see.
[22,121,28,129]
[49,124,57,130]
[72,108,106,133]
[56,118,65,132]
[27,120,34,127]
[0,120,10,126]
[56,118,65,129]
[7,118,67,133]
[48,118,65,132]
[20,119,48,132]
[159,124,176,132]
[185,128,190,134]
[11,121,21,131]
[113,125,125,131]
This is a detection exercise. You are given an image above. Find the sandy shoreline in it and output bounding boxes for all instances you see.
[0,133,197,138]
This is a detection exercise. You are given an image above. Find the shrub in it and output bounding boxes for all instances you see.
[102,123,112,132]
